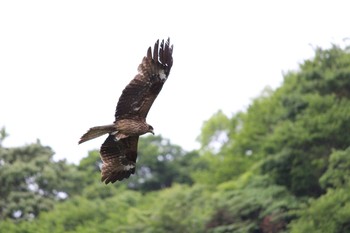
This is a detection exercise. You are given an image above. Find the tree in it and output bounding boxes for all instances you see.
[126,135,197,191]
[319,147,350,189]
[206,175,299,233]
[192,111,255,185]
[121,184,213,233]
[259,46,350,196]
[0,137,83,220]
[289,187,350,233]
[197,110,231,152]
[0,127,9,147]
[289,147,350,233]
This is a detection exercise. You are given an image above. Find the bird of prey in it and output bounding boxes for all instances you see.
[79,38,173,184]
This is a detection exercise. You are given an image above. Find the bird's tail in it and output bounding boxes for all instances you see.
[79,124,115,144]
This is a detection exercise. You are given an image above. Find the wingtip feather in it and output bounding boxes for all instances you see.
[157,37,173,73]
[147,46,152,59]
[153,39,159,62]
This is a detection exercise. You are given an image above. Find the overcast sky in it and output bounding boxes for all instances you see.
[1,0,349,163]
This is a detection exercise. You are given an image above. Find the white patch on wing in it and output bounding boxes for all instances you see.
[111,131,118,135]
[159,70,167,81]
[131,100,141,111]
[123,164,135,171]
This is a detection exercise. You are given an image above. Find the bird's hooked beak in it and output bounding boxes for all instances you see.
[149,129,155,135]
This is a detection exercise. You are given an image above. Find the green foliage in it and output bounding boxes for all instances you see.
[319,147,350,189]
[192,111,256,185]
[77,150,101,185]
[0,140,84,221]
[206,175,299,233]
[228,87,284,158]
[0,127,9,147]
[0,185,212,233]
[197,110,230,152]
[289,187,350,233]
[0,190,143,233]
[125,135,197,192]
[121,184,213,233]
[259,46,350,197]
[191,150,254,185]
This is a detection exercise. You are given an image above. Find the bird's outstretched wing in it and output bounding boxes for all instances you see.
[114,38,173,121]
[100,135,139,184]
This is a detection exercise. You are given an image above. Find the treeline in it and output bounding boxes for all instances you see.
[1,45,350,232]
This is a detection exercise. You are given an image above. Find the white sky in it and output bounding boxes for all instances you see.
[1,0,349,164]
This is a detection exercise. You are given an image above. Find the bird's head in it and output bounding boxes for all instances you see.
[147,125,154,135]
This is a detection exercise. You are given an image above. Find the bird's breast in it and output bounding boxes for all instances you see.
[115,119,149,136]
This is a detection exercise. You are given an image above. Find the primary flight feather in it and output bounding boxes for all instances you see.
[79,38,173,184]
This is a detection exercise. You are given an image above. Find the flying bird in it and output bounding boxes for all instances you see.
[79,38,173,184]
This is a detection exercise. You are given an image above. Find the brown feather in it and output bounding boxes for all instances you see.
[147,47,152,59]
[153,39,159,63]
[79,124,115,144]
[114,38,173,120]
[100,135,139,184]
